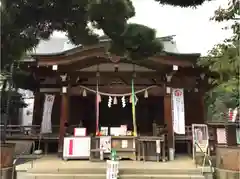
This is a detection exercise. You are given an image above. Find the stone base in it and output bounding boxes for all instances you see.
[0,167,15,179]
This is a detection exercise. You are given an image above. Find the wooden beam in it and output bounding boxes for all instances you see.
[58,91,69,155]
[34,71,164,78]
[38,76,198,89]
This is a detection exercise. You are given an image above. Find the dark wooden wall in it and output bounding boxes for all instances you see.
[184,91,205,125]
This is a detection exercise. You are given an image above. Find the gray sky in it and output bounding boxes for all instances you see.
[53,0,232,56]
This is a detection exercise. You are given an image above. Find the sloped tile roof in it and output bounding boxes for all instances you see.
[30,35,179,55]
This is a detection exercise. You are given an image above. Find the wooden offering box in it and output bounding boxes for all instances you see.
[111,136,136,160]
[90,136,136,161]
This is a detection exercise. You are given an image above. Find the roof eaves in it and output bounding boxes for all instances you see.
[29,39,110,57]
[162,51,201,58]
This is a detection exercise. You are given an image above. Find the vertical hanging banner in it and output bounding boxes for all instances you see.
[41,94,55,134]
[171,88,185,134]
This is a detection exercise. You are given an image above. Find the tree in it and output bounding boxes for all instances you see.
[198,0,240,121]
[1,0,163,71]
[1,0,215,71]
[1,0,214,103]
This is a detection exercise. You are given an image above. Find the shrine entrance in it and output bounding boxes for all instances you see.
[18,40,216,160]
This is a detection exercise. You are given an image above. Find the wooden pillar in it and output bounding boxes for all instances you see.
[200,94,206,123]
[164,93,174,152]
[58,87,69,155]
[32,91,42,133]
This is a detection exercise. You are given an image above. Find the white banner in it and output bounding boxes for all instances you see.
[172,88,185,134]
[41,94,55,134]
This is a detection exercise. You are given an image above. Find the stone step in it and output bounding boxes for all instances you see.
[26,173,205,179]
[27,168,202,175]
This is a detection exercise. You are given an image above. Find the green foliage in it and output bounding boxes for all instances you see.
[12,69,39,91]
[198,0,240,121]
[0,76,27,118]
[1,0,216,70]
[0,90,27,114]
[1,0,163,71]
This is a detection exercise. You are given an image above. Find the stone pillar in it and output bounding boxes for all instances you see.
[58,81,70,155]
[164,89,174,159]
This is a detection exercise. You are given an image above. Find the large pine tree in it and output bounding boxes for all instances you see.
[1,0,214,70]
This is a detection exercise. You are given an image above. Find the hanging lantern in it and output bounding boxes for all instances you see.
[113,96,117,105]
[144,90,148,98]
[121,96,126,108]
[108,96,112,108]
[82,89,87,97]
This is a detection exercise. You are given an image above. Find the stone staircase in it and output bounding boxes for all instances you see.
[17,167,207,179]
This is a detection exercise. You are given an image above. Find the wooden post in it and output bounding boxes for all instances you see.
[226,124,237,146]
[58,87,69,155]
[200,94,206,123]
[32,91,42,133]
[164,92,174,159]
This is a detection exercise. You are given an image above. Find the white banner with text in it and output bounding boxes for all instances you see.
[172,88,185,134]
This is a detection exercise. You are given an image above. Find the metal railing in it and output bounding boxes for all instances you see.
[0,124,79,137]
[153,125,215,141]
